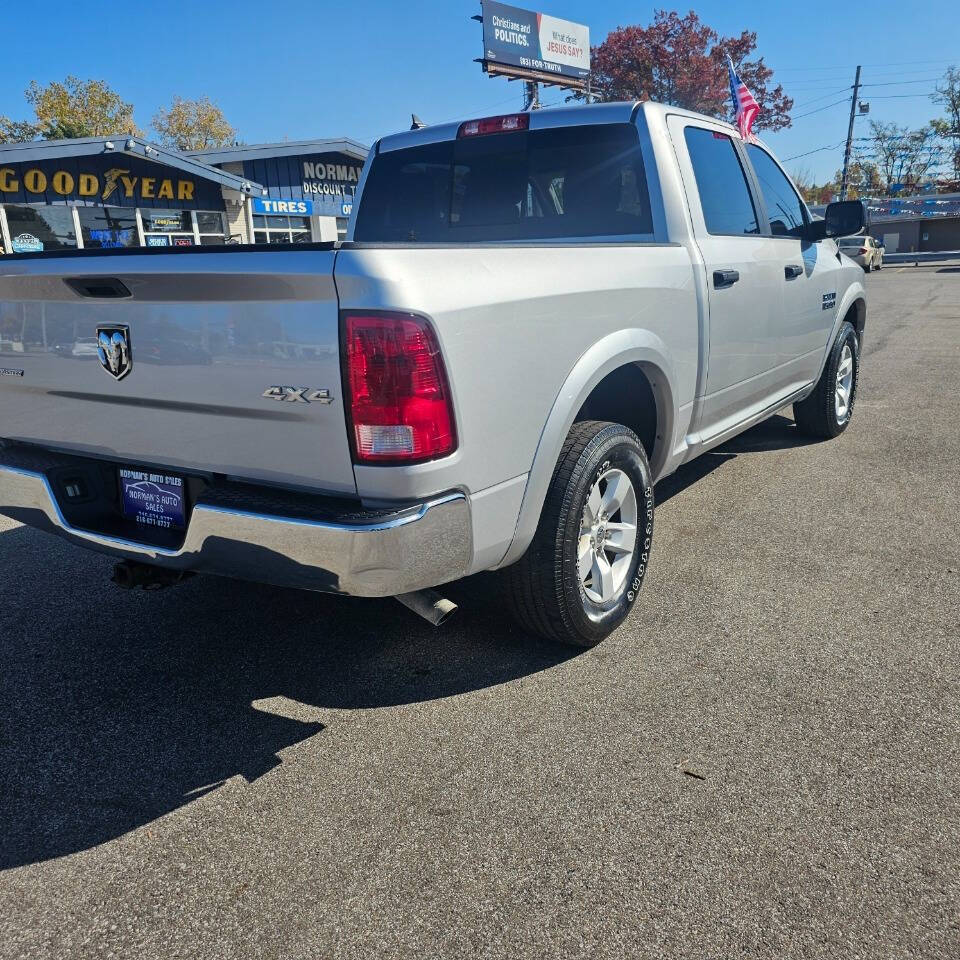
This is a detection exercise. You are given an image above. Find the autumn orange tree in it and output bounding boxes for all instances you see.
[582,10,793,132]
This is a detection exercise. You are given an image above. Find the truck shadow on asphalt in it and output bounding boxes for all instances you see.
[655,413,816,504]
[0,413,811,869]
[0,522,570,869]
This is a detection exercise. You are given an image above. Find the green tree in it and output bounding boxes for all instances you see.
[827,159,883,198]
[0,116,40,143]
[25,76,141,139]
[152,96,237,151]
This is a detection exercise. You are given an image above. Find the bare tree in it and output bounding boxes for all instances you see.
[861,121,944,194]
[933,66,960,182]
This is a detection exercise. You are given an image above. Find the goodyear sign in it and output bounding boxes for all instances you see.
[0,154,222,209]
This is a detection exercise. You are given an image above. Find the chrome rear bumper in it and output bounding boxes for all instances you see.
[0,460,471,598]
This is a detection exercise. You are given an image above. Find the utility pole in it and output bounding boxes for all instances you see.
[840,65,862,200]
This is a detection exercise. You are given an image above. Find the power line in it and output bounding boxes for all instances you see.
[868,92,937,99]
[775,57,956,73]
[791,98,852,120]
[791,87,852,109]
[783,140,848,162]
[859,77,942,87]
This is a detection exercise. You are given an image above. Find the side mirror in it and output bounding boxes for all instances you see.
[824,199,867,238]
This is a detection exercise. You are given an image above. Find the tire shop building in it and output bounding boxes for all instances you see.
[189,138,368,243]
[0,135,368,256]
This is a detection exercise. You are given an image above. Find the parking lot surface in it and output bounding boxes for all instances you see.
[1,266,958,959]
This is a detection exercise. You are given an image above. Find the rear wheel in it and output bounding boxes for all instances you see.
[793,321,860,439]
[500,421,654,648]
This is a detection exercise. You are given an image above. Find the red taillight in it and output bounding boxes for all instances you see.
[457,113,530,138]
[343,313,456,463]
[859,247,868,255]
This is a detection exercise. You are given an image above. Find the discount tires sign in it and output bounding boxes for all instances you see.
[481,1,590,84]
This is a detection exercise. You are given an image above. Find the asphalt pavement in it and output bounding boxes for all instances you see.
[1,265,958,959]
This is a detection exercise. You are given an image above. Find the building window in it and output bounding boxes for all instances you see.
[2,204,78,253]
[195,211,227,245]
[141,208,194,247]
[77,207,139,249]
[253,214,311,244]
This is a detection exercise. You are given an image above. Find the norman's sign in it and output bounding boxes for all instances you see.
[302,159,363,198]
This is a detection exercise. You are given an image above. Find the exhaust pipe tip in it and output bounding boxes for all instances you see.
[111,562,136,589]
[395,589,458,627]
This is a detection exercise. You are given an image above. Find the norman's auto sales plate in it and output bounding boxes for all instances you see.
[119,468,185,529]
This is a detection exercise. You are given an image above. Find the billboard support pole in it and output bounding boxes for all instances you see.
[523,80,541,111]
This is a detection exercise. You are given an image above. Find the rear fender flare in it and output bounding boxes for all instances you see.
[498,328,677,568]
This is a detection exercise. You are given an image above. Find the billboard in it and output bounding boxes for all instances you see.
[481,1,590,87]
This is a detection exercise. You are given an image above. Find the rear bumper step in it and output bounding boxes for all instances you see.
[0,451,471,598]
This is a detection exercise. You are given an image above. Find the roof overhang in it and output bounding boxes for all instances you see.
[187,138,369,165]
[0,136,265,196]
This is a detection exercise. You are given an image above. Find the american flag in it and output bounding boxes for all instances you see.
[726,55,760,142]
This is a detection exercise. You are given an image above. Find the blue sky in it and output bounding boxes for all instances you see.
[2,0,956,181]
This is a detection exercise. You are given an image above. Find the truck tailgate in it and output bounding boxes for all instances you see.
[0,249,355,494]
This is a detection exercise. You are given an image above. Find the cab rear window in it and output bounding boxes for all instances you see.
[354,123,653,242]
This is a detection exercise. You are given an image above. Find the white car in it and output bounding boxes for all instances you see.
[838,235,883,272]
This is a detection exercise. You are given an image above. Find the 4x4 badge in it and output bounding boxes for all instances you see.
[96,325,133,380]
[262,386,333,404]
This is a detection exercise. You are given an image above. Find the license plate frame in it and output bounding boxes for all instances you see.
[119,467,186,530]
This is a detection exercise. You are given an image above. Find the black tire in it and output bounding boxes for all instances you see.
[500,420,654,648]
[793,321,860,439]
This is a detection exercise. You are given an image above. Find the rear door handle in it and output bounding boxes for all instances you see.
[785,264,804,280]
[713,269,740,288]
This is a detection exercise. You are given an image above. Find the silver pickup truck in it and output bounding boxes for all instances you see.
[0,101,867,647]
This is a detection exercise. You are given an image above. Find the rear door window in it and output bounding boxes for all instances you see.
[354,123,653,242]
[683,127,760,236]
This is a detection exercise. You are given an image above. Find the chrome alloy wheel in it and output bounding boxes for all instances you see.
[835,342,854,422]
[578,468,638,604]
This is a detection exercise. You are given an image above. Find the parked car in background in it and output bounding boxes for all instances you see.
[838,235,883,272]
[70,337,100,359]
